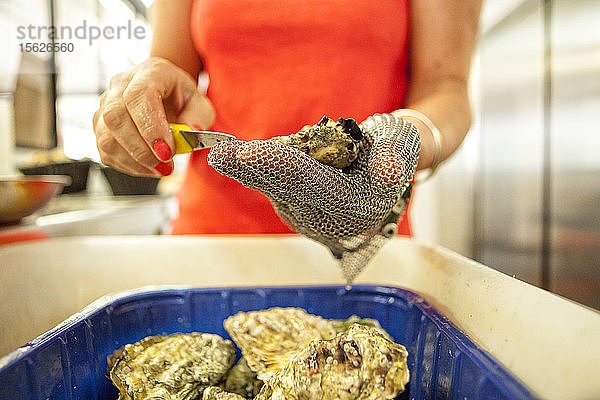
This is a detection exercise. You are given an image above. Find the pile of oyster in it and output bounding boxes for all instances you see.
[106,308,409,400]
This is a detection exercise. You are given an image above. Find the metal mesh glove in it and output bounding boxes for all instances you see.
[208,113,421,283]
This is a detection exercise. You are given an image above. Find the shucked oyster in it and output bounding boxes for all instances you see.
[255,324,410,400]
[224,357,263,398]
[203,386,247,400]
[106,333,236,400]
[272,116,364,168]
[223,307,337,381]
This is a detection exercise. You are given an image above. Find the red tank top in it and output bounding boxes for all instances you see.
[171,0,412,235]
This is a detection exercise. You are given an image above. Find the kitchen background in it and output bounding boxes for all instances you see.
[0,0,598,309]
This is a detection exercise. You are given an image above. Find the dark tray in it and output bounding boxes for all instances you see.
[20,160,93,194]
[0,285,538,399]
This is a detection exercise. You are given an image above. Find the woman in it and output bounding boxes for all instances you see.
[93,0,482,237]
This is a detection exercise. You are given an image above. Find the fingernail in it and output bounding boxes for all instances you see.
[152,139,172,162]
[155,162,173,176]
[191,123,204,130]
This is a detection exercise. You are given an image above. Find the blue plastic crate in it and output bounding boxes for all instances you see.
[0,285,538,399]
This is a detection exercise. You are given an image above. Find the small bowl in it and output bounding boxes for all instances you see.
[0,175,72,224]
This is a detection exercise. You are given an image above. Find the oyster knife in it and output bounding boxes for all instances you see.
[170,123,236,155]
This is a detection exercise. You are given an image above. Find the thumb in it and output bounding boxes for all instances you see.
[177,91,216,130]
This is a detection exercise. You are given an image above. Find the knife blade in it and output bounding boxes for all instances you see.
[170,123,236,155]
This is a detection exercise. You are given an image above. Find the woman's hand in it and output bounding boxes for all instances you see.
[93,57,215,176]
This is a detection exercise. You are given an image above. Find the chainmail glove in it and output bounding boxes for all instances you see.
[208,113,421,283]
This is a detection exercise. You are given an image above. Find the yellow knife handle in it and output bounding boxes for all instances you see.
[169,123,194,154]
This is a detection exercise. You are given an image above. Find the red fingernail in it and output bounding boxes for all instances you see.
[155,162,173,176]
[191,123,203,130]
[152,139,172,162]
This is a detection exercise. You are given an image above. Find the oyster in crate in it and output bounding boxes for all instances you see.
[272,116,364,169]
[331,315,393,340]
[224,357,263,398]
[223,307,337,381]
[203,386,247,400]
[255,324,410,400]
[106,332,236,400]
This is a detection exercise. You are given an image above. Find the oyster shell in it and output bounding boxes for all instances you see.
[224,357,263,398]
[202,386,247,400]
[106,332,236,400]
[223,307,337,381]
[255,324,410,400]
[272,116,364,168]
[331,315,393,340]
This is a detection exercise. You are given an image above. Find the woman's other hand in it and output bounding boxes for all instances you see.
[93,57,215,177]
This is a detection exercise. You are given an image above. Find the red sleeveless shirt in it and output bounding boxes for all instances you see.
[171,0,412,235]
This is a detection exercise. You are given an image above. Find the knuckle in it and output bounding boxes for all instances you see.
[97,134,117,156]
[108,75,119,88]
[109,72,128,88]
[122,83,150,107]
[99,152,113,166]
[102,101,128,130]
[138,124,160,143]
[129,146,156,166]
[98,91,108,105]
[140,58,170,83]
[92,109,100,126]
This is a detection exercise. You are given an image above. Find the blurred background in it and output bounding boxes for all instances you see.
[0,0,598,309]
[414,0,600,310]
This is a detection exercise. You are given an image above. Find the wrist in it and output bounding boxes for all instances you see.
[391,109,442,181]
